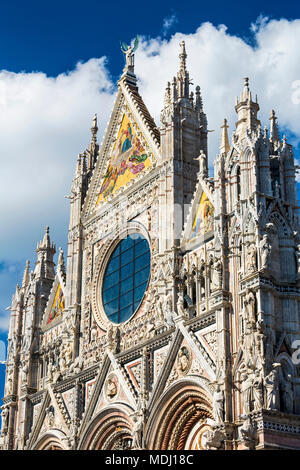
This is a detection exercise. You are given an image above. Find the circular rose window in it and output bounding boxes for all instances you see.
[102,233,151,324]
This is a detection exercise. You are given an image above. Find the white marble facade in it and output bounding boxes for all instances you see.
[1,42,300,451]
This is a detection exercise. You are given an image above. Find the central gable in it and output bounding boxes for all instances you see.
[96,113,152,204]
[82,79,160,217]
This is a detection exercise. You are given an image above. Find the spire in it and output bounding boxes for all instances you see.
[42,226,50,248]
[22,260,30,288]
[179,40,187,72]
[269,109,280,143]
[220,118,230,154]
[177,40,189,99]
[235,77,260,136]
[35,227,56,279]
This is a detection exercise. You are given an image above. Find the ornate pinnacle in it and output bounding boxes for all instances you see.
[22,260,30,288]
[91,113,98,141]
[220,118,230,154]
[269,109,280,143]
[179,40,187,72]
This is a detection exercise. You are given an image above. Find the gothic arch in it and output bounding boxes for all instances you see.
[146,378,213,450]
[32,429,67,450]
[78,404,134,450]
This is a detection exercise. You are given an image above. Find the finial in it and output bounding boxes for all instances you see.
[42,226,50,248]
[91,113,98,133]
[269,109,280,143]
[220,118,230,154]
[195,85,203,111]
[58,247,66,276]
[22,260,30,288]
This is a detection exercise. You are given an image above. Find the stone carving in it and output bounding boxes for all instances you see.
[202,428,225,450]
[162,291,175,327]
[177,346,191,374]
[213,383,224,423]
[252,369,263,410]
[45,406,55,428]
[264,363,281,410]
[281,374,294,414]
[239,415,256,448]
[259,234,271,270]
[131,412,144,449]
[106,376,118,399]
[176,291,185,317]
[243,289,256,324]
[240,370,253,415]
[211,258,222,291]
[245,244,257,274]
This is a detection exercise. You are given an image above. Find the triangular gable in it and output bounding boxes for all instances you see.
[182,179,214,248]
[96,112,152,204]
[42,274,66,329]
[82,80,160,217]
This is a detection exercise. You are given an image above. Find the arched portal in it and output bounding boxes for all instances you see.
[147,379,213,450]
[32,430,67,450]
[78,406,134,450]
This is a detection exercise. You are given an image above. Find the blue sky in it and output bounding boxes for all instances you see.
[0,0,300,404]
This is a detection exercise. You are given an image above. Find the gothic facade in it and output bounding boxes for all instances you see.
[1,42,300,450]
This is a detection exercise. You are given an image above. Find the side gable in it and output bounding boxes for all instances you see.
[181,177,214,250]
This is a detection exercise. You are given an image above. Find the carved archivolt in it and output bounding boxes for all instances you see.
[78,406,134,450]
[146,379,213,450]
[32,429,68,450]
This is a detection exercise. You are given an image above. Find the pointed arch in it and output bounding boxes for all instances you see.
[146,377,213,450]
[32,429,67,450]
[78,404,134,450]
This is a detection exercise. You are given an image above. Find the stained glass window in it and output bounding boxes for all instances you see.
[102,233,150,324]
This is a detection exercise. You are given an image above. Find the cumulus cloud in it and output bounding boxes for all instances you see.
[135,18,300,163]
[162,13,178,36]
[1,17,300,331]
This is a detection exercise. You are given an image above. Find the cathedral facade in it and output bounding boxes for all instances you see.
[1,41,300,450]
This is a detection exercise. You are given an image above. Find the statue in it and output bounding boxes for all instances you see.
[131,411,144,449]
[211,258,222,290]
[252,369,263,410]
[91,322,97,343]
[240,370,253,415]
[176,291,185,317]
[106,377,118,399]
[163,291,175,327]
[177,347,190,374]
[246,244,257,274]
[239,415,255,447]
[195,150,208,177]
[243,289,256,324]
[264,364,281,410]
[282,374,294,414]
[213,383,224,423]
[120,36,139,70]
[1,407,9,432]
[259,234,271,270]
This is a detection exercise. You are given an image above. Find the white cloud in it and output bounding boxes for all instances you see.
[162,14,178,36]
[135,18,300,164]
[1,17,300,331]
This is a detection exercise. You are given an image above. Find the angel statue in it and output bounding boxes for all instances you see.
[120,36,139,70]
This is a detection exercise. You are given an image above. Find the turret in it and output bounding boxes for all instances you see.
[235,78,260,138]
